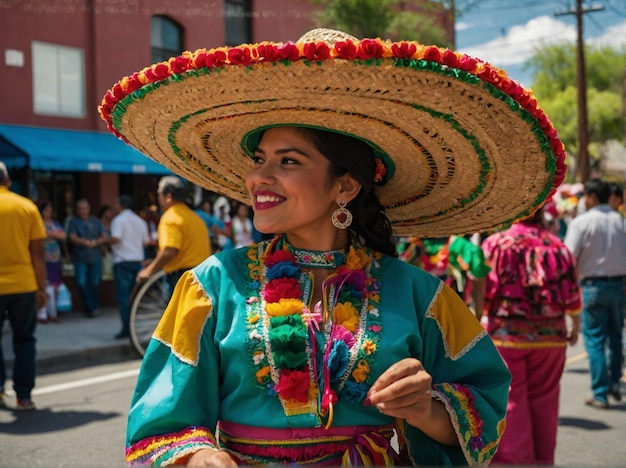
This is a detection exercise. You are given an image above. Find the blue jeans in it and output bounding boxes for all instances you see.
[581,277,626,402]
[74,257,102,313]
[0,292,37,400]
[113,261,142,336]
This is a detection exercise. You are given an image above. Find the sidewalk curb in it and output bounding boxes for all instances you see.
[3,306,145,376]
[47,343,141,375]
[8,342,141,376]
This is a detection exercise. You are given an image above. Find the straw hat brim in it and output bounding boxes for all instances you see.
[100,36,566,237]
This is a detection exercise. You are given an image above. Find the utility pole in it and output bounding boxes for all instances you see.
[555,1,604,183]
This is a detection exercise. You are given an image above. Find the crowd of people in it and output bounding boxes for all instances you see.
[41,181,259,332]
[1,25,625,467]
[0,164,261,410]
[404,178,625,465]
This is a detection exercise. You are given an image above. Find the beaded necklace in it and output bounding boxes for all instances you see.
[251,235,382,428]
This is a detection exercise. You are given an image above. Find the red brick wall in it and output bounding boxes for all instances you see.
[0,1,92,127]
[252,0,319,42]
[1,0,452,129]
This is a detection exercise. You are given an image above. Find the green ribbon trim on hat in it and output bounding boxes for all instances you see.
[110,56,558,232]
[384,57,557,228]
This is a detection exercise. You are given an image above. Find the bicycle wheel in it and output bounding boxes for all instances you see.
[129,270,169,357]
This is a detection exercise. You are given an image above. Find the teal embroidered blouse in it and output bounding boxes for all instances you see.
[126,240,510,466]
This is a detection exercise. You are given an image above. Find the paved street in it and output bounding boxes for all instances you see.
[554,339,626,467]
[1,308,625,466]
[0,360,138,468]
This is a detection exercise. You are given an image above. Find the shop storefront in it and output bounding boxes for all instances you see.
[0,124,171,308]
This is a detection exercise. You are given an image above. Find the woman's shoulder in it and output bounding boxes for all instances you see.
[377,252,443,288]
[194,243,263,279]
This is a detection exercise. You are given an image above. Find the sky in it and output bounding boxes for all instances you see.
[454,0,626,86]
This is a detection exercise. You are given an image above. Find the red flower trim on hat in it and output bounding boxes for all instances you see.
[302,42,331,61]
[333,40,358,60]
[391,42,417,59]
[99,36,566,197]
[278,42,300,61]
[170,53,193,74]
[228,46,253,66]
[357,39,384,59]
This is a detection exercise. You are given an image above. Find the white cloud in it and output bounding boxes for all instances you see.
[458,16,576,66]
[589,19,626,49]
[455,21,470,32]
[458,16,626,69]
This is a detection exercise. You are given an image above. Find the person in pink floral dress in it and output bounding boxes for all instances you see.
[481,205,582,465]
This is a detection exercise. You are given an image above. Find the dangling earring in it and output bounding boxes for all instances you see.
[331,200,353,229]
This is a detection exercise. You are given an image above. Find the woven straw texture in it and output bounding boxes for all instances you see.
[101,33,565,237]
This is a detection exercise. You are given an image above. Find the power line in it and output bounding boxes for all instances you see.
[554,1,605,183]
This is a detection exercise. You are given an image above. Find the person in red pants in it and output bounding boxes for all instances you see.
[482,203,582,465]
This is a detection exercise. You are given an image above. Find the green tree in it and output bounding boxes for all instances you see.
[525,43,624,167]
[310,0,454,47]
[389,9,452,46]
[527,43,624,95]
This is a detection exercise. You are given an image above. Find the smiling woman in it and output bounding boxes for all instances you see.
[100,28,567,466]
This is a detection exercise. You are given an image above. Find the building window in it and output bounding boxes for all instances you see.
[225,0,251,46]
[151,15,183,63]
[32,42,85,118]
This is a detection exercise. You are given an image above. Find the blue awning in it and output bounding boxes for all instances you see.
[0,124,171,175]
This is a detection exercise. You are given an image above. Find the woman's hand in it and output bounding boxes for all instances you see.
[186,447,237,467]
[367,358,459,446]
[366,358,433,421]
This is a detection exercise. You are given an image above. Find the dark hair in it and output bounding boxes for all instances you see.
[518,207,543,225]
[118,195,134,210]
[76,198,90,208]
[584,178,610,204]
[38,200,51,214]
[608,181,623,200]
[196,198,213,211]
[98,204,111,219]
[294,127,397,257]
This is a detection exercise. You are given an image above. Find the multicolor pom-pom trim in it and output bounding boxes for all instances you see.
[98,36,566,188]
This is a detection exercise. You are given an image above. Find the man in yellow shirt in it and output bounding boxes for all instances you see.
[137,176,210,293]
[0,161,48,410]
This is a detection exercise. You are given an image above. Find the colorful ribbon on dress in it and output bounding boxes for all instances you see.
[217,421,404,465]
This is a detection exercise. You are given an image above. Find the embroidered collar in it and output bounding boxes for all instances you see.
[280,236,346,269]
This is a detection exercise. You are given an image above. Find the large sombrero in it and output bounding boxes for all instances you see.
[99,28,566,237]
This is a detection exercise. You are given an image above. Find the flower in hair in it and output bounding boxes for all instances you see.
[374,157,387,183]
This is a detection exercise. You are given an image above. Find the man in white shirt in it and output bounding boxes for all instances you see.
[109,195,150,339]
[564,178,626,408]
